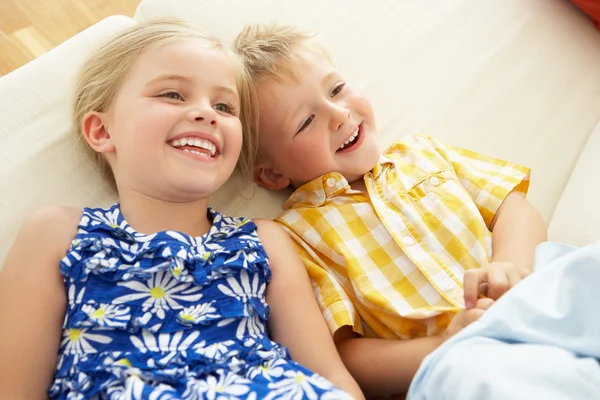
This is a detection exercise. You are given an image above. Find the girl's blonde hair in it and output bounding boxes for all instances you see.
[73,19,257,192]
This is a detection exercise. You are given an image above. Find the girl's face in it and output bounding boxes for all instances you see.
[93,40,243,202]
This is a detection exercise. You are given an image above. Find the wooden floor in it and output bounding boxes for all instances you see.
[0,0,141,76]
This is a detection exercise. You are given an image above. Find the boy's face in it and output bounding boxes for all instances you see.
[254,51,380,189]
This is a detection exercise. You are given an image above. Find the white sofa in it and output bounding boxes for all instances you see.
[1,0,600,266]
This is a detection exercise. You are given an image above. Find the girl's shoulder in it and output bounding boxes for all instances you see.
[20,205,82,250]
[3,205,81,278]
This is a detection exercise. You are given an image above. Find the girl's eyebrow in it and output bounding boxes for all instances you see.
[145,74,239,101]
[145,74,192,86]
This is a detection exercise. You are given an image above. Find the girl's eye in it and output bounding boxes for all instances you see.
[214,103,235,115]
[331,83,345,98]
[297,115,314,134]
[160,91,184,101]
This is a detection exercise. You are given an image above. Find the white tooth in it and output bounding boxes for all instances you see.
[172,139,180,147]
[182,138,190,146]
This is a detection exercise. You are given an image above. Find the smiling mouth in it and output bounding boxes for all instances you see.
[336,125,362,153]
[170,137,219,158]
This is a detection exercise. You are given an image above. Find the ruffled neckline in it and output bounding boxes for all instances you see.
[60,203,263,284]
[88,203,220,243]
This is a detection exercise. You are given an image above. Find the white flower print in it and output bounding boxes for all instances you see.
[67,284,86,306]
[165,231,221,257]
[130,330,200,367]
[178,302,219,325]
[183,371,252,400]
[106,376,181,400]
[217,270,266,339]
[89,208,135,236]
[114,271,203,319]
[61,328,112,354]
[246,359,286,382]
[223,247,258,270]
[264,370,336,400]
[193,340,238,361]
[120,375,145,400]
[82,304,130,328]
[105,374,177,400]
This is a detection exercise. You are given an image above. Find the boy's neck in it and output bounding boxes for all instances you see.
[349,178,367,192]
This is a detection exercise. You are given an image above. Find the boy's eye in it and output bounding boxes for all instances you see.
[214,103,236,115]
[297,115,314,134]
[331,83,345,98]
[160,91,184,101]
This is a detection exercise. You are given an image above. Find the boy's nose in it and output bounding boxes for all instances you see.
[330,106,351,132]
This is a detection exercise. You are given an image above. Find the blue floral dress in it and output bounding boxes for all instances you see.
[49,204,352,400]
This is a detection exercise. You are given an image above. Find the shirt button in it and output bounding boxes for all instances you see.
[326,177,336,188]
[429,176,440,186]
[403,236,415,246]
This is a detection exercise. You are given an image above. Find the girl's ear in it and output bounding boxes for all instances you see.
[82,111,115,154]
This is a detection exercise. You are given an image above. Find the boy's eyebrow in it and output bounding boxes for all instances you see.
[321,71,338,85]
[145,74,239,100]
[214,85,240,101]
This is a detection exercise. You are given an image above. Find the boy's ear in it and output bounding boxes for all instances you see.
[82,111,115,153]
[254,165,290,190]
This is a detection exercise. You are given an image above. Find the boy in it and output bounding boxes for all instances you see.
[234,25,546,397]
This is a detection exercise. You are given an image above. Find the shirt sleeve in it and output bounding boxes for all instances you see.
[421,135,531,228]
[281,225,364,336]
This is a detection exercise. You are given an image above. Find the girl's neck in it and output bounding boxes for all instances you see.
[118,192,212,237]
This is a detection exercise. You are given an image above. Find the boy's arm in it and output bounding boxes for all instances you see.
[335,328,445,396]
[464,191,547,307]
[489,191,547,269]
[335,298,492,396]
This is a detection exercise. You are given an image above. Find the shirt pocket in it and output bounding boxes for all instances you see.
[405,169,457,202]
[403,169,484,228]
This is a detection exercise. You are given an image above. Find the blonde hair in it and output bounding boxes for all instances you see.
[233,24,330,163]
[234,24,330,85]
[73,19,257,191]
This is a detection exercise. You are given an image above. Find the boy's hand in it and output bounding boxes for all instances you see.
[446,298,494,337]
[463,262,531,309]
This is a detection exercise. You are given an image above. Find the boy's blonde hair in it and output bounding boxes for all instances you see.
[234,24,330,163]
[73,19,257,191]
[234,24,330,85]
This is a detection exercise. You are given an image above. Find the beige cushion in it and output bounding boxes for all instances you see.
[0,16,134,264]
[548,120,600,245]
[135,0,600,225]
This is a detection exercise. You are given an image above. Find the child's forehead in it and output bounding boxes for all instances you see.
[259,51,336,89]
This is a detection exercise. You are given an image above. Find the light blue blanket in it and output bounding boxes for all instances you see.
[408,242,600,400]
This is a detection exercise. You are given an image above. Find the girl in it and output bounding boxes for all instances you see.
[0,19,363,400]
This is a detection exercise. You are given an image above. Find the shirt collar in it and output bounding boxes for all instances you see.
[283,172,351,209]
[283,153,394,209]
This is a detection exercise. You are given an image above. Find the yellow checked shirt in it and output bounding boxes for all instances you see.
[276,134,530,339]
